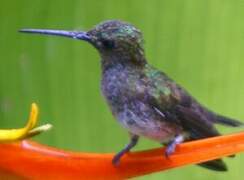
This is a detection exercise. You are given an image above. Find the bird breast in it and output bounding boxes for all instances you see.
[101,64,137,109]
[101,64,181,142]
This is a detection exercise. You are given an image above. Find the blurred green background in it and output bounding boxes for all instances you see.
[0,0,244,179]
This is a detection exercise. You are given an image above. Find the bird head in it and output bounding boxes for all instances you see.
[20,20,146,66]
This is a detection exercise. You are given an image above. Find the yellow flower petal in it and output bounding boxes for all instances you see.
[0,103,52,142]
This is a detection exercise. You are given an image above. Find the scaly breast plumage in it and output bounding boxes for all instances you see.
[116,100,181,142]
[101,67,138,112]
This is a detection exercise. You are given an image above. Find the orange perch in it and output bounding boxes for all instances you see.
[0,131,244,179]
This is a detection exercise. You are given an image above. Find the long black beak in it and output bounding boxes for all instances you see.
[19,29,91,41]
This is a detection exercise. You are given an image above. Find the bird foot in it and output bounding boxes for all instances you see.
[164,135,184,159]
[112,153,122,166]
[165,143,176,158]
[112,135,139,166]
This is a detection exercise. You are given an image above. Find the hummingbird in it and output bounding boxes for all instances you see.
[20,20,243,171]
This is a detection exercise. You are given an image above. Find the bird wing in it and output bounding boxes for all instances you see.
[142,65,220,140]
[141,65,230,172]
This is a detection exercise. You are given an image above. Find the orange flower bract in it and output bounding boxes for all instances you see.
[0,103,243,179]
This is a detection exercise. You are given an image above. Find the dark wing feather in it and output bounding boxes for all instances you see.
[175,105,220,139]
[142,65,220,140]
[142,65,228,171]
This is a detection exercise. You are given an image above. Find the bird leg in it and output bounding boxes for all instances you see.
[112,134,139,165]
[165,134,184,158]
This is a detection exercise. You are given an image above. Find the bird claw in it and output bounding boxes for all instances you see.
[165,144,176,159]
[112,154,121,166]
[112,135,139,166]
[164,135,184,159]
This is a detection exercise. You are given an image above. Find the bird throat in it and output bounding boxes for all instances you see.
[100,49,147,72]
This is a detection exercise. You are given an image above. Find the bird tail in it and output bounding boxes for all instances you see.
[214,115,243,127]
[198,159,228,171]
[198,115,242,171]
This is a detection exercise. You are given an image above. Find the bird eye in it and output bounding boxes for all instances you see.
[101,39,115,49]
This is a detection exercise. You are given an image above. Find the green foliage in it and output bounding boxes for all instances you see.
[0,0,243,179]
